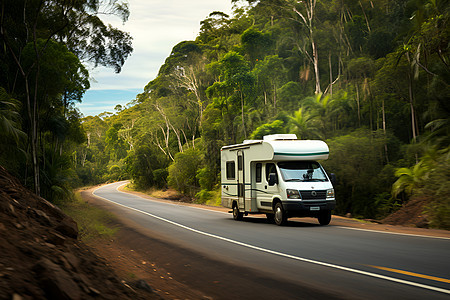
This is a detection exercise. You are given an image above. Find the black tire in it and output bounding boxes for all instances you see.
[274,202,287,226]
[266,213,275,223]
[232,203,244,221]
[318,210,331,225]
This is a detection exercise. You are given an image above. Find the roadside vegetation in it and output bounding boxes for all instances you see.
[0,1,448,229]
[61,191,119,242]
[125,182,222,207]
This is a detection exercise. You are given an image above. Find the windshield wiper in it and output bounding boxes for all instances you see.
[302,179,326,182]
[285,178,325,182]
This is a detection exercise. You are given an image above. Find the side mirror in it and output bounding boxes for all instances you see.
[268,173,278,186]
[330,173,337,186]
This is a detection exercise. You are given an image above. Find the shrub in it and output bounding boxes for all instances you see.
[322,129,394,218]
[168,148,201,196]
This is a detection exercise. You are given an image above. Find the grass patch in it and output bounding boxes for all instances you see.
[61,192,119,242]
[149,188,180,200]
[121,182,134,191]
[126,182,182,200]
[195,189,221,206]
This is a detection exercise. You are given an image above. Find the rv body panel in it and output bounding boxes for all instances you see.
[221,139,329,162]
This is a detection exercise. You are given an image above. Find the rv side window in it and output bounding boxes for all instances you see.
[256,163,262,183]
[226,161,236,180]
[265,163,277,181]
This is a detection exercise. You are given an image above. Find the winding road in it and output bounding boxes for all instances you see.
[93,181,450,299]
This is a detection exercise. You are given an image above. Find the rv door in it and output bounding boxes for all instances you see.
[237,150,245,211]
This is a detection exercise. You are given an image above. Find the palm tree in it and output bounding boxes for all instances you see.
[0,88,25,144]
[424,118,450,150]
[301,93,339,137]
[391,149,437,199]
[288,108,322,139]
[392,165,421,199]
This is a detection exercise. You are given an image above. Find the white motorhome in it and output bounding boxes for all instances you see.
[221,134,336,226]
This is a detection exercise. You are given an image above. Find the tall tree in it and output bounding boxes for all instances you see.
[0,0,132,196]
[288,0,322,94]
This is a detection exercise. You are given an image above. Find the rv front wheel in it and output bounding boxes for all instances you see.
[318,210,331,225]
[274,202,287,226]
[232,203,244,221]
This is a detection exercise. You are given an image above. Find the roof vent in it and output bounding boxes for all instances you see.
[263,134,298,141]
[243,139,260,144]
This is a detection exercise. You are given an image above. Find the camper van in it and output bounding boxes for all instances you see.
[221,134,336,226]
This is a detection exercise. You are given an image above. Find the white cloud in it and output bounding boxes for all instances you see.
[86,0,232,91]
[79,0,233,115]
[78,0,233,115]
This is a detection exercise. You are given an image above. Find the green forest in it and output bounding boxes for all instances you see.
[1,0,449,229]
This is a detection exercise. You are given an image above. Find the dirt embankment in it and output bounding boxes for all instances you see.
[0,167,157,300]
[381,196,431,228]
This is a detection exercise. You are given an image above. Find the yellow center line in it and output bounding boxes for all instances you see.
[369,265,450,284]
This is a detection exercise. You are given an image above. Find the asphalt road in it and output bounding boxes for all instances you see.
[93,181,450,300]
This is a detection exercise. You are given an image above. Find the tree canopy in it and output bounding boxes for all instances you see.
[0,0,133,199]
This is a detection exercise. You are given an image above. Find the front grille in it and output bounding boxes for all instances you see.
[302,201,328,207]
[299,190,327,200]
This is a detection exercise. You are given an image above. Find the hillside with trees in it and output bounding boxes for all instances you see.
[1,0,448,229]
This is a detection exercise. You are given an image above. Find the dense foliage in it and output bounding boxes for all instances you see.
[1,0,448,228]
[0,0,132,201]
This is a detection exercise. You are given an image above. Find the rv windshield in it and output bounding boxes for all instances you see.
[277,161,328,182]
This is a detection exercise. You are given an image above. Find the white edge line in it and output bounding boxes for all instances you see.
[113,182,229,215]
[92,183,450,296]
[336,226,450,240]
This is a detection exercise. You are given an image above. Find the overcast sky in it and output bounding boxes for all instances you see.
[77,0,233,117]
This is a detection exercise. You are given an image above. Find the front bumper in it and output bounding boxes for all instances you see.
[282,199,336,217]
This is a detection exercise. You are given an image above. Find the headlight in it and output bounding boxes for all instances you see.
[327,188,335,198]
[287,189,301,199]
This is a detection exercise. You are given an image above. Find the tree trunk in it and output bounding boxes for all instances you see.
[329,51,333,97]
[408,73,417,143]
[27,77,40,196]
[404,52,418,144]
[292,0,321,94]
[382,98,389,163]
[356,83,361,127]
[32,14,42,196]
[312,39,321,94]
[240,90,246,138]
[273,82,277,114]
